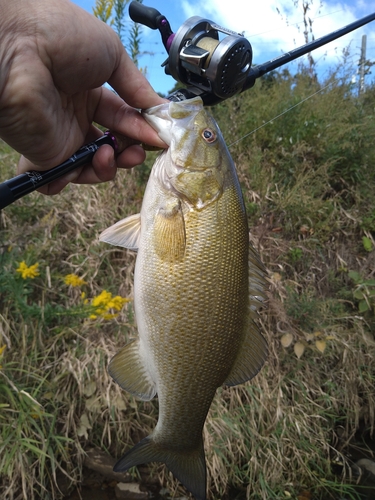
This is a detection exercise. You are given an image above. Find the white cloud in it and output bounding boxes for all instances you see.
[180,0,375,70]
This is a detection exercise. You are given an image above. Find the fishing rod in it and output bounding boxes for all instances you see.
[1,2,374,210]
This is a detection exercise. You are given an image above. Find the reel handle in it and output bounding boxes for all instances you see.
[129,2,174,51]
[128,2,162,30]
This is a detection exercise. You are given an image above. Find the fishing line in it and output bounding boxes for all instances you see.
[247,9,344,39]
[228,81,333,149]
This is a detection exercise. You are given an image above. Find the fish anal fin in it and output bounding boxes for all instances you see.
[153,201,185,262]
[248,242,267,306]
[224,318,267,386]
[114,436,207,500]
[108,340,156,401]
[224,242,268,386]
[99,213,141,251]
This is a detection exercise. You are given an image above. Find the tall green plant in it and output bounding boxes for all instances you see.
[113,0,128,43]
[92,0,114,23]
[93,0,144,67]
[128,0,143,67]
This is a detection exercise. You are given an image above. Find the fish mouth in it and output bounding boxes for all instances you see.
[142,102,173,146]
[142,97,204,147]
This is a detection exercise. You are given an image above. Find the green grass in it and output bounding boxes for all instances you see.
[1,63,375,500]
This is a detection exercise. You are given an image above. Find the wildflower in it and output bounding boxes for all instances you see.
[64,274,87,287]
[16,261,40,279]
[92,290,112,310]
[107,295,129,311]
[81,291,89,304]
[90,290,130,320]
[0,345,5,370]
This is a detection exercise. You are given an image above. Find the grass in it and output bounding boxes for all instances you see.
[1,64,375,500]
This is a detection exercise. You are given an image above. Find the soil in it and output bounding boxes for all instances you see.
[61,448,164,500]
[62,439,375,500]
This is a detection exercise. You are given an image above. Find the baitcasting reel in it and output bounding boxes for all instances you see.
[129,1,375,105]
[129,1,253,102]
[166,17,252,100]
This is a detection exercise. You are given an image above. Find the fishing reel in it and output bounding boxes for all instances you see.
[129,1,253,102]
[166,18,252,100]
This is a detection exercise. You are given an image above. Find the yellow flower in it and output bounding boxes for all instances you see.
[64,274,87,287]
[90,290,130,320]
[101,312,118,320]
[0,345,5,370]
[81,292,89,305]
[107,295,130,311]
[92,290,112,308]
[16,261,40,279]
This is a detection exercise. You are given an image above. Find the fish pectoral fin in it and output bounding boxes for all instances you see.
[224,317,268,386]
[114,436,207,500]
[153,202,186,262]
[108,340,156,401]
[99,213,141,251]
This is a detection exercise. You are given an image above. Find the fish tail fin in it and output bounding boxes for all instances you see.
[113,436,207,500]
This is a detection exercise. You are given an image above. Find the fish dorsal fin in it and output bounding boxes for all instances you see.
[108,340,156,401]
[99,213,141,250]
[224,243,268,386]
[153,201,186,262]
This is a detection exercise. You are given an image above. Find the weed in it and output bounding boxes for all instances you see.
[348,271,375,315]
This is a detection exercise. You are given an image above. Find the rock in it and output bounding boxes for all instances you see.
[115,482,148,499]
[84,447,131,483]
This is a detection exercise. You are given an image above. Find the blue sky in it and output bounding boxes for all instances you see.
[72,0,375,95]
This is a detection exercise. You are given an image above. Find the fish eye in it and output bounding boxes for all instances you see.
[202,128,216,143]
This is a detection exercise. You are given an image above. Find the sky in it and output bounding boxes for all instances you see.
[72,0,375,95]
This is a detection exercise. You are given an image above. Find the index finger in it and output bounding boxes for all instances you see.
[108,49,167,110]
[93,87,167,148]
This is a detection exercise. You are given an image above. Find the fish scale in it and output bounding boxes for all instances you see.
[99,97,267,500]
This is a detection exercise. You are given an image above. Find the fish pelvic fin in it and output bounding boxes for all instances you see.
[114,436,207,500]
[108,340,156,401]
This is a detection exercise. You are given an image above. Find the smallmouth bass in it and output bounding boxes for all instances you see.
[99,97,267,500]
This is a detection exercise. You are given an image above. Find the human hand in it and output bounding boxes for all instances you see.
[0,0,166,194]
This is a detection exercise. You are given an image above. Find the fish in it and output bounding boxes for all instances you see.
[99,96,267,500]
